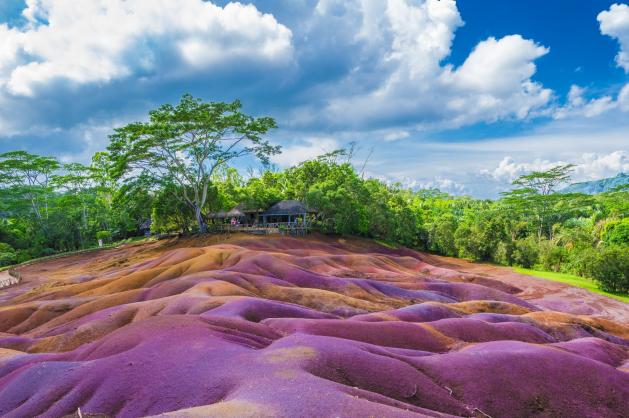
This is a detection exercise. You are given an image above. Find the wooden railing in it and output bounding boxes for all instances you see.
[208,222,311,236]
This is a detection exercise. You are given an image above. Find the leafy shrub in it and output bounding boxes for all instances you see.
[16,249,34,264]
[602,219,629,246]
[561,247,597,277]
[512,237,539,268]
[39,248,56,257]
[427,214,457,257]
[538,240,567,272]
[493,241,514,266]
[586,246,629,294]
[96,230,112,242]
[0,242,16,267]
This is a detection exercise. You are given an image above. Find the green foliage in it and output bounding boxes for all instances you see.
[512,237,540,268]
[493,241,514,266]
[584,246,629,293]
[107,93,279,232]
[602,218,629,245]
[514,267,629,303]
[426,214,457,256]
[537,240,567,272]
[0,101,627,296]
[96,231,112,242]
[0,242,16,266]
[501,164,582,239]
[151,183,193,234]
[454,207,507,261]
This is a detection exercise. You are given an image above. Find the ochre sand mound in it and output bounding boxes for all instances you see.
[0,234,627,417]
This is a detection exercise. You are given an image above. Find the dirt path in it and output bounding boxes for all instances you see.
[421,253,629,323]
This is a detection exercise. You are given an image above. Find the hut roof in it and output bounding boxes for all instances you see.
[262,200,315,216]
[210,205,249,219]
[209,210,228,219]
[226,207,246,217]
[234,203,263,213]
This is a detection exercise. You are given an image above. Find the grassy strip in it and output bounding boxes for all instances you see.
[513,267,629,303]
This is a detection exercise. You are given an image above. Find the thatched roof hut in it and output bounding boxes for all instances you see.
[260,200,317,222]
[262,200,314,216]
[210,204,250,220]
[209,210,228,219]
[226,207,246,218]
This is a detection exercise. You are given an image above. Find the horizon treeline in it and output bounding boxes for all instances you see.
[0,95,627,294]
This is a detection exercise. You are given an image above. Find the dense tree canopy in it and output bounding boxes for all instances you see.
[107,94,279,232]
[0,95,626,295]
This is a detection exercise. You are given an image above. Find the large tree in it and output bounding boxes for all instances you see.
[0,151,60,220]
[107,94,280,232]
[501,164,577,240]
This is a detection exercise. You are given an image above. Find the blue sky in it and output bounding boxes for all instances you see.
[0,0,628,197]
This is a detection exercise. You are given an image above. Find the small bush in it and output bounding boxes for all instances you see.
[602,219,629,246]
[15,249,34,264]
[561,247,597,277]
[39,248,56,257]
[493,241,514,266]
[0,242,17,267]
[586,246,629,294]
[538,240,567,272]
[0,252,16,267]
[512,237,539,268]
[96,230,112,243]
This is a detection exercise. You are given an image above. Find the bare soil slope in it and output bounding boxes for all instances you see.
[0,234,627,418]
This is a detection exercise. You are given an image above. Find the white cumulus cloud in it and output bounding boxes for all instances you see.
[442,34,552,123]
[270,137,340,167]
[577,150,629,179]
[0,0,293,96]
[554,85,618,119]
[316,0,552,130]
[598,3,629,72]
[483,151,628,186]
[417,177,467,194]
[618,83,629,111]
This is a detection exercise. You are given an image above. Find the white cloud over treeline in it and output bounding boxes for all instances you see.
[483,151,629,185]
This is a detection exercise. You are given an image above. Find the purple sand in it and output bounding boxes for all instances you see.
[0,236,627,417]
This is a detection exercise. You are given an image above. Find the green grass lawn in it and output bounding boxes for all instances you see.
[513,267,629,303]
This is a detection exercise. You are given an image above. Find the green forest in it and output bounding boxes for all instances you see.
[1,95,627,295]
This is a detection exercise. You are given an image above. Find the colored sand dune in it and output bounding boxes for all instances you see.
[0,235,628,417]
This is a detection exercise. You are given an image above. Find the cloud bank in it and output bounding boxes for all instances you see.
[0,0,626,198]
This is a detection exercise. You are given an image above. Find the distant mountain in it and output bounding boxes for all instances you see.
[561,173,628,194]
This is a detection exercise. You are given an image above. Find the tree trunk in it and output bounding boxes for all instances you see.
[195,205,206,233]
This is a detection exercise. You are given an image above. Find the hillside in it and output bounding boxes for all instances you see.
[561,172,629,194]
[0,235,627,417]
